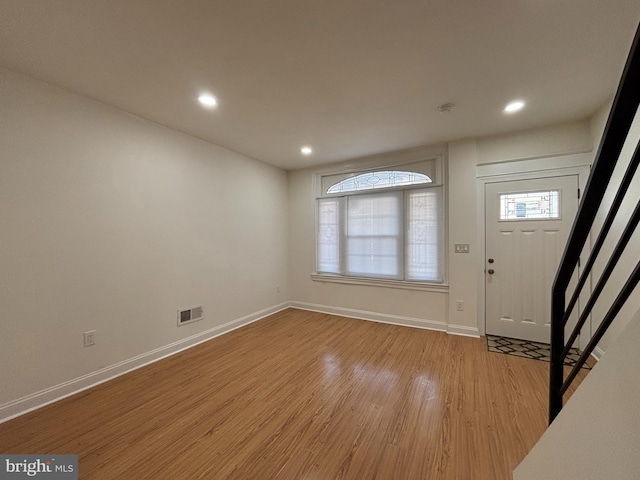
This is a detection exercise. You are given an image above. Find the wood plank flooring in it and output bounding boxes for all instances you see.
[0,309,588,479]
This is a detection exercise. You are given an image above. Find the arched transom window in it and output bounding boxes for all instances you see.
[326,170,432,194]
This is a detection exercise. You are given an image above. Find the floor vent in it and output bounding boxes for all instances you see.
[177,305,203,326]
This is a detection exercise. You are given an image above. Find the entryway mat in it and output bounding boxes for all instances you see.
[487,335,591,369]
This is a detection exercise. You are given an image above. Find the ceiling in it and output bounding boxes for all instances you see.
[1,1,639,170]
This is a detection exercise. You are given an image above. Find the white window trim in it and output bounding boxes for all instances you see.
[311,273,449,292]
[314,149,445,198]
[313,149,447,287]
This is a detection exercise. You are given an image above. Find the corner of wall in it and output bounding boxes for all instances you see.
[446,139,481,332]
[589,99,614,152]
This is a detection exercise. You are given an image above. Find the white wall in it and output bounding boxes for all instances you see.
[588,100,640,352]
[513,100,640,480]
[1,62,613,421]
[590,99,613,150]
[287,121,592,335]
[288,148,449,331]
[455,121,592,334]
[0,68,289,410]
[514,307,640,480]
[477,120,592,165]
[447,139,480,331]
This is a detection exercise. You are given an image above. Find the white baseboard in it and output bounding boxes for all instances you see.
[0,303,289,424]
[447,324,481,338]
[1,301,481,423]
[289,301,448,332]
[591,346,605,362]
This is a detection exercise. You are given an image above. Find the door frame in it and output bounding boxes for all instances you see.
[475,152,592,349]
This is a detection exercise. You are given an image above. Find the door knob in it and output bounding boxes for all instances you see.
[487,269,495,274]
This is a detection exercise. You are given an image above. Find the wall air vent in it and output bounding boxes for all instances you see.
[177,305,203,326]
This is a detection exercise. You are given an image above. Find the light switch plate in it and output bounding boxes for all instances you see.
[454,243,470,253]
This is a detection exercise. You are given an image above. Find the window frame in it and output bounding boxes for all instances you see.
[326,170,432,194]
[344,190,404,279]
[314,153,447,288]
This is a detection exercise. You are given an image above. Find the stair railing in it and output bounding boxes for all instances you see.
[549,22,640,424]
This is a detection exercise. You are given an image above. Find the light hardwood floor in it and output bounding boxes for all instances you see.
[0,309,587,479]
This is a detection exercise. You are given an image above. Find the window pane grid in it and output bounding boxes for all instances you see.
[346,193,402,279]
[316,181,443,283]
[406,188,443,282]
[316,198,342,274]
[327,170,432,194]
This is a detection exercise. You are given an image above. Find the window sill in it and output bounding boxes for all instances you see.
[310,273,449,292]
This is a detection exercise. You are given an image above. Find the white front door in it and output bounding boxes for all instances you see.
[485,175,579,343]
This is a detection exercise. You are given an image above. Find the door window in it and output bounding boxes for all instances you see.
[499,190,560,221]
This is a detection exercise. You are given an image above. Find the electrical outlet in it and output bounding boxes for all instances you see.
[84,330,96,347]
[455,300,464,311]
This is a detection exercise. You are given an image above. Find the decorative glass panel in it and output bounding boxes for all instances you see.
[406,187,443,281]
[499,190,560,220]
[316,160,444,284]
[316,198,342,273]
[327,170,431,194]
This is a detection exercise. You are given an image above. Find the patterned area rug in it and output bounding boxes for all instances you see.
[487,335,591,369]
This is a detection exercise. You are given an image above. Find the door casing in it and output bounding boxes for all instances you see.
[475,153,592,349]
[484,175,579,342]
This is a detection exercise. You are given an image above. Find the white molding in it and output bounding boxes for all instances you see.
[592,346,606,362]
[289,301,448,332]
[476,173,487,336]
[313,144,447,177]
[476,151,592,178]
[310,273,449,292]
[0,303,289,424]
[290,301,479,337]
[0,299,482,424]
[447,324,481,338]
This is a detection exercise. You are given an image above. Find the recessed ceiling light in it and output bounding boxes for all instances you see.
[504,100,525,113]
[198,94,218,108]
[301,146,313,155]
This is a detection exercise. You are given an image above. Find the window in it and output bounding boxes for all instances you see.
[499,190,560,220]
[326,170,431,193]
[316,160,444,283]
